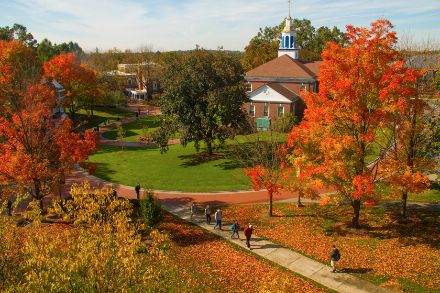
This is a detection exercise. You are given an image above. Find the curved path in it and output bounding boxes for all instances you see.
[65,165,329,206]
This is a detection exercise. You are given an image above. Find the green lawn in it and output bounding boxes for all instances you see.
[88,144,251,192]
[102,115,165,142]
[409,186,439,203]
[75,107,135,130]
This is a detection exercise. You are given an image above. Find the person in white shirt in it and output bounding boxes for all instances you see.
[213,209,222,230]
[204,205,212,224]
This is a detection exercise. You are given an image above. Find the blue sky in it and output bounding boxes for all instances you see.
[0,0,437,52]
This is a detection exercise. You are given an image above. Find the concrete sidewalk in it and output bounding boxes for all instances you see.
[163,204,390,293]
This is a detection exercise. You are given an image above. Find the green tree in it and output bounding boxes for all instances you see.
[116,123,126,151]
[242,19,345,71]
[0,24,37,48]
[158,49,247,155]
[37,38,84,63]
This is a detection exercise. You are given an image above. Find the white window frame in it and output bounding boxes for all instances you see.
[249,104,255,117]
[277,105,284,117]
[263,104,269,117]
[245,82,252,93]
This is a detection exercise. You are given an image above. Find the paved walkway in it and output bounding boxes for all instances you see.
[164,204,389,293]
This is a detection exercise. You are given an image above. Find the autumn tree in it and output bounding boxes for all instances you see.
[42,53,98,122]
[231,131,290,216]
[0,84,97,209]
[0,40,41,111]
[288,20,418,228]
[0,183,174,292]
[385,102,438,220]
[157,49,247,155]
[242,19,345,71]
[133,45,161,100]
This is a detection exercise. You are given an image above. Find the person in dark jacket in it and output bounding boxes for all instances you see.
[230,221,240,239]
[329,244,341,272]
[135,184,141,200]
[244,224,253,249]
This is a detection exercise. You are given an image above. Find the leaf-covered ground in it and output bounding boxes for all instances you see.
[223,203,438,293]
[158,213,327,292]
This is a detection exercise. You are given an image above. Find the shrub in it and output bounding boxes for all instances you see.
[139,190,163,227]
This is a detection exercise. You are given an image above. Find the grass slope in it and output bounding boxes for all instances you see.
[102,115,164,142]
[89,144,251,192]
[75,107,135,130]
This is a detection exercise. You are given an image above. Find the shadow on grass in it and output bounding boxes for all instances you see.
[314,203,438,248]
[177,152,226,167]
[339,267,373,274]
[159,212,218,247]
[159,197,228,208]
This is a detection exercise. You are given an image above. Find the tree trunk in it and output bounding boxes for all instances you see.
[269,191,273,217]
[351,199,361,228]
[33,180,44,212]
[297,191,304,207]
[401,191,408,219]
[70,103,76,124]
[206,140,213,155]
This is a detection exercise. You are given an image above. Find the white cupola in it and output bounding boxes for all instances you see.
[278,7,299,59]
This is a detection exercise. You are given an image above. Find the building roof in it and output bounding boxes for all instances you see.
[266,83,298,102]
[245,55,322,79]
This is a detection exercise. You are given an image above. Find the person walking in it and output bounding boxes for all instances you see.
[204,205,212,224]
[213,209,222,230]
[329,244,341,273]
[135,184,141,200]
[244,224,253,249]
[190,202,197,220]
[230,221,240,239]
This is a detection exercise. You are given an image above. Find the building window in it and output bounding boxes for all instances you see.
[277,106,284,117]
[300,83,307,92]
[263,105,269,117]
[249,104,255,117]
[245,82,252,92]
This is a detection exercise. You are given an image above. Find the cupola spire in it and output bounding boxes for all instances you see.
[278,0,299,59]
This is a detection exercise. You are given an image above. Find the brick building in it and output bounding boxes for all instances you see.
[244,13,321,129]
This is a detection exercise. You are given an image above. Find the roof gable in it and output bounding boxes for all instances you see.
[249,84,296,104]
[245,55,321,79]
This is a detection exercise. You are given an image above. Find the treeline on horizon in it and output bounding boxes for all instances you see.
[1,22,437,74]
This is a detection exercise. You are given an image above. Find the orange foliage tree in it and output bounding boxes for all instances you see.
[42,53,98,123]
[0,40,41,111]
[245,143,290,216]
[288,20,418,228]
[385,95,438,219]
[0,85,97,209]
[0,41,97,210]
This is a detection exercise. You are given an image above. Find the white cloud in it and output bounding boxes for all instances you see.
[1,0,437,51]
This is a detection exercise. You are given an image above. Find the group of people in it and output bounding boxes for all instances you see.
[191,202,342,270]
[191,203,254,249]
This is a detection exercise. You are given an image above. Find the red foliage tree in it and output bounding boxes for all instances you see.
[0,40,41,111]
[0,42,97,210]
[0,84,97,209]
[287,20,418,228]
[245,144,290,216]
[42,53,98,122]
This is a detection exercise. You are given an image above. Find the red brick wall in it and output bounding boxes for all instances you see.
[243,102,293,119]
